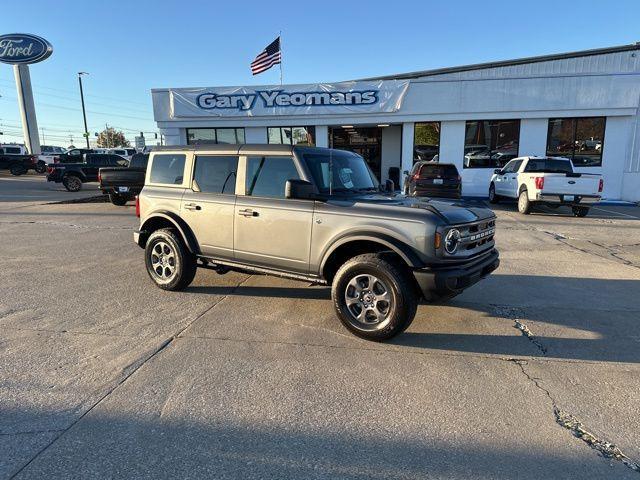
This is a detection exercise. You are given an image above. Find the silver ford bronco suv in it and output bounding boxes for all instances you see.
[134,145,499,341]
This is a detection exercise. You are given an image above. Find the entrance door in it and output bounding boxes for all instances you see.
[330,127,382,180]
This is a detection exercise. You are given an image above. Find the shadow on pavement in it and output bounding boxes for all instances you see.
[186,274,640,363]
[2,409,631,480]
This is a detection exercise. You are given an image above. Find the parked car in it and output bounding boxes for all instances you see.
[56,148,96,164]
[488,156,603,216]
[0,147,38,175]
[0,144,27,155]
[403,162,461,199]
[37,145,67,172]
[99,153,148,205]
[46,153,128,192]
[108,148,137,160]
[134,145,499,341]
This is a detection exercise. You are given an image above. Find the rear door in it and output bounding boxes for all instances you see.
[234,155,314,274]
[180,154,239,259]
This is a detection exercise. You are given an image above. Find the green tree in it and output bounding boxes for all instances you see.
[97,127,130,148]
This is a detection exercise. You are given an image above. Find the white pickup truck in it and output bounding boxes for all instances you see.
[488,156,602,217]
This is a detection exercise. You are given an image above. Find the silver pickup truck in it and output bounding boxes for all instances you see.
[134,145,499,341]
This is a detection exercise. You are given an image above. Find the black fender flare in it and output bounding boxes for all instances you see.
[319,232,424,275]
[139,211,200,254]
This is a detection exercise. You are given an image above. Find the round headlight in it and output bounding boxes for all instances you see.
[444,228,461,254]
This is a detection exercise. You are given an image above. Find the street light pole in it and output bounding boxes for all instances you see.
[77,72,90,148]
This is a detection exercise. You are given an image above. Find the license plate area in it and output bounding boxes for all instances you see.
[564,195,574,202]
[118,187,129,193]
[433,179,443,185]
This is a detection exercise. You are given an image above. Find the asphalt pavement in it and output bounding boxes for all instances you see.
[1,175,639,479]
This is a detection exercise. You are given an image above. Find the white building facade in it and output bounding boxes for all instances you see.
[152,44,640,202]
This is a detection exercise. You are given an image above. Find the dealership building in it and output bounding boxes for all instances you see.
[152,44,640,201]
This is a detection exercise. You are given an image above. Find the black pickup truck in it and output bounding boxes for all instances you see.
[99,153,148,205]
[46,153,128,192]
[0,148,38,175]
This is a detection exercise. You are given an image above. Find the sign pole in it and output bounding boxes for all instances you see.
[13,64,41,155]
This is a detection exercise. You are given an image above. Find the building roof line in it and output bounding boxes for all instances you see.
[355,43,640,81]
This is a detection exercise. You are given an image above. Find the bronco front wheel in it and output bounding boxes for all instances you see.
[331,253,418,341]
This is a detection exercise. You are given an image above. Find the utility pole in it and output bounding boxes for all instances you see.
[105,123,110,148]
[77,72,90,148]
[41,127,45,144]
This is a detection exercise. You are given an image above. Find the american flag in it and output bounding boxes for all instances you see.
[251,37,281,75]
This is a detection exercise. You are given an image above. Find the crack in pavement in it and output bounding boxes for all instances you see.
[490,304,549,356]
[514,319,548,355]
[509,359,640,474]
[7,275,252,480]
[0,429,66,437]
[0,220,131,230]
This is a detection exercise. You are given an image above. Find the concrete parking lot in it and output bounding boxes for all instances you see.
[1,175,639,479]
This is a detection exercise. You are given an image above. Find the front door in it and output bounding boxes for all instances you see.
[234,155,314,274]
[180,154,238,258]
[330,127,382,180]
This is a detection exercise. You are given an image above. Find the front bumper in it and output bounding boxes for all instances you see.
[536,193,600,205]
[133,230,142,247]
[413,249,500,301]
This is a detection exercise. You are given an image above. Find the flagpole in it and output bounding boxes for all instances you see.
[279,31,283,85]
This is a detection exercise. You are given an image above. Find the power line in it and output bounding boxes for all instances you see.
[1,92,154,122]
[0,77,153,108]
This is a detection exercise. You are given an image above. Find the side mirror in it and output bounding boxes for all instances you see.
[385,179,395,192]
[403,170,409,175]
[285,179,314,200]
[494,169,502,175]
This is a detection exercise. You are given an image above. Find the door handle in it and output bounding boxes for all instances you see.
[184,203,201,211]
[238,208,258,217]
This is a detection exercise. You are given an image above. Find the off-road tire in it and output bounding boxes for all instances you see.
[488,183,499,204]
[62,175,82,192]
[35,161,47,174]
[10,164,26,176]
[109,193,128,206]
[145,228,197,291]
[572,206,590,217]
[518,189,531,214]
[332,253,418,341]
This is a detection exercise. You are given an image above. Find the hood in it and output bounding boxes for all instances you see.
[345,193,495,225]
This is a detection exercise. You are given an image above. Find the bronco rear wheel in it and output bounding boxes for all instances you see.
[332,253,418,341]
[145,228,197,291]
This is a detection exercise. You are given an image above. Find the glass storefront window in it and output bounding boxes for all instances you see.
[546,117,605,167]
[464,120,520,169]
[186,128,245,145]
[267,126,316,146]
[413,122,440,162]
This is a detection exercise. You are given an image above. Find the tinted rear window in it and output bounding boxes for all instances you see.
[149,154,186,185]
[524,158,573,174]
[193,155,238,194]
[419,164,459,177]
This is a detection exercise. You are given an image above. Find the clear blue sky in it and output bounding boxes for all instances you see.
[1,0,639,146]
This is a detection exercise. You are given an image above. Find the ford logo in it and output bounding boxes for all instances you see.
[0,33,53,65]
[568,180,576,184]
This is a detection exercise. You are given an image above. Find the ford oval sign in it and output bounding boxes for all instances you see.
[0,33,53,65]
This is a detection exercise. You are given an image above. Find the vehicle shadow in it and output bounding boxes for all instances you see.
[187,274,640,363]
[488,201,639,220]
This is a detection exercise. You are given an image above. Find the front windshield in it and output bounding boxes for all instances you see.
[302,150,379,194]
